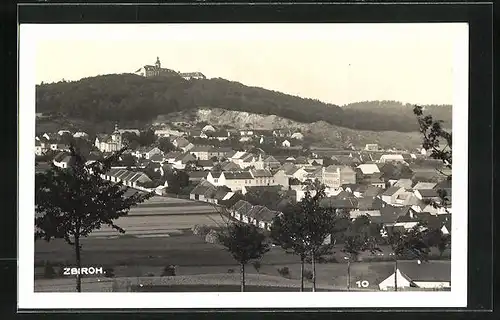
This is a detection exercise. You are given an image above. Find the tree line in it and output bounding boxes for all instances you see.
[36,74,450,132]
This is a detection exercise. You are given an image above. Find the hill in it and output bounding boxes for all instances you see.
[36,74,451,132]
[342,100,452,129]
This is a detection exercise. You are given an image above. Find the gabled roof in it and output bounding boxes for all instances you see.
[417,189,440,198]
[263,155,279,163]
[357,163,381,175]
[382,186,403,196]
[363,186,384,197]
[233,200,254,216]
[165,151,182,159]
[394,179,413,188]
[251,169,273,178]
[149,153,164,162]
[190,180,216,196]
[188,171,209,179]
[190,145,213,153]
[223,171,254,180]
[209,171,222,179]
[413,182,437,190]
[222,161,241,171]
[319,196,358,209]
[197,160,215,167]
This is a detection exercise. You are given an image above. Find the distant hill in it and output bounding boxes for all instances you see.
[36,74,451,132]
[342,100,452,129]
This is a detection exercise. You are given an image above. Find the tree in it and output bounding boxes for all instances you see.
[157,137,177,154]
[244,188,283,211]
[35,145,154,292]
[216,222,270,292]
[270,203,308,291]
[119,153,137,167]
[139,129,157,146]
[341,215,381,291]
[388,224,432,291]
[414,105,452,210]
[165,169,190,194]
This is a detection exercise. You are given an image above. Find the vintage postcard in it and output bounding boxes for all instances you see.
[18,23,468,309]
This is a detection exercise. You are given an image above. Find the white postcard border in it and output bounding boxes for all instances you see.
[18,23,468,309]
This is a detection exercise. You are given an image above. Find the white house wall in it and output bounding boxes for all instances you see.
[378,269,412,291]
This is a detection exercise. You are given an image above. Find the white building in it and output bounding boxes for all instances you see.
[95,124,123,153]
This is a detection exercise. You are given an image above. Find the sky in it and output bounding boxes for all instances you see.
[30,23,467,106]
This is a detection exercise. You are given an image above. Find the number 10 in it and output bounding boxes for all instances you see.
[356,280,369,288]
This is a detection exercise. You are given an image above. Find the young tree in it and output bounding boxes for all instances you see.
[270,203,308,291]
[35,145,154,292]
[299,185,346,292]
[388,224,432,291]
[341,215,381,291]
[216,222,270,292]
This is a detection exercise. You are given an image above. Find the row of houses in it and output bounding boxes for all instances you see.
[229,200,281,231]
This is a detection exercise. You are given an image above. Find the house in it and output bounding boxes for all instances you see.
[73,131,89,138]
[172,137,194,152]
[208,147,234,160]
[414,189,440,201]
[165,151,183,164]
[261,155,281,170]
[172,153,197,170]
[363,172,386,188]
[350,196,385,218]
[221,161,241,171]
[219,171,255,191]
[133,146,163,160]
[230,200,253,220]
[272,169,289,190]
[282,140,291,148]
[291,132,304,140]
[207,130,230,141]
[42,133,59,141]
[239,153,260,169]
[190,180,217,201]
[154,128,184,138]
[364,144,379,151]
[95,124,123,152]
[392,179,413,189]
[286,166,309,182]
[207,171,223,186]
[149,153,165,164]
[102,169,152,189]
[380,186,406,205]
[52,152,75,169]
[362,186,384,198]
[250,169,276,187]
[413,182,438,190]
[180,72,206,80]
[378,154,409,165]
[35,140,48,156]
[189,145,213,161]
[322,165,356,189]
[272,129,291,138]
[117,129,141,136]
[196,160,215,171]
[201,125,216,133]
[377,261,451,291]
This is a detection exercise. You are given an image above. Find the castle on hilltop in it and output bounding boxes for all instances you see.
[134,57,206,80]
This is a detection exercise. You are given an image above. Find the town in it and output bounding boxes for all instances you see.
[34,118,452,292]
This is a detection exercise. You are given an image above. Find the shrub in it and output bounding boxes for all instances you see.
[277,267,290,278]
[252,261,261,272]
[162,265,176,276]
[227,268,235,274]
[192,224,211,237]
[303,270,313,281]
[104,267,115,278]
[43,262,56,279]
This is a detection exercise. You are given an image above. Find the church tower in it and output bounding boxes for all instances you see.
[155,57,161,76]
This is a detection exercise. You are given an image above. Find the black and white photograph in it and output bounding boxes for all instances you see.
[18,23,468,309]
